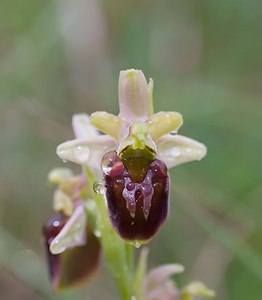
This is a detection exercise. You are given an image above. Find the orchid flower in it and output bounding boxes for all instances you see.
[57,69,207,245]
[42,115,103,291]
[43,69,213,299]
[131,261,215,300]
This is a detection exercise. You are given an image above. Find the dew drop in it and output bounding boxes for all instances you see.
[102,151,124,177]
[144,209,149,221]
[53,220,60,227]
[94,229,102,238]
[172,148,180,157]
[62,159,68,163]
[133,240,141,248]
[170,131,177,136]
[126,182,135,191]
[93,180,105,195]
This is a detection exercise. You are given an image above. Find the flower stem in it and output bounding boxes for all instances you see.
[84,167,134,300]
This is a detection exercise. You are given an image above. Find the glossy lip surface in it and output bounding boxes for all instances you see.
[103,151,169,242]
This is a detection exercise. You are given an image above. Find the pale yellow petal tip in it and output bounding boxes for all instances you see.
[182,281,216,299]
[120,68,143,76]
[48,168,73,185]
[119,69,145,85]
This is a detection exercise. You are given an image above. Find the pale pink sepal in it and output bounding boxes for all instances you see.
[143,264,184,300]
[50,201,87,254]
[118,69,150,123]
[72,113,99,140]
[157,134,207,168]
[56,135,117,170]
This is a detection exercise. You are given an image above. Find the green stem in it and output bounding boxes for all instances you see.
[84,167,134,300]
[133,248,149,300]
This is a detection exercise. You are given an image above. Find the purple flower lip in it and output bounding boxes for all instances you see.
[103,151,169,243]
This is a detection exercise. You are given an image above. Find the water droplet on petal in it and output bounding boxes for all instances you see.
[143,209,149,221]
[170,131,177,135]
[74,146,90,163]
[132,240,141,248]
[93,180,105,195]
[94,229,102,238]
[102,151,124,177]
[172,148,180,157]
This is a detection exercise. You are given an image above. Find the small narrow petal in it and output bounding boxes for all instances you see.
[147,112,183,141]
[157,134,207,168]
[118,69,150,123]
[56,135,117,169]
[90,111,123,140]
[72,114,99,140]
[50,203,87,254]
[148,78,154,116]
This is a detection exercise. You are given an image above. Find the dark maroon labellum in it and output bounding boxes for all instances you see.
[42,213,101,291]
[102,150,169,242]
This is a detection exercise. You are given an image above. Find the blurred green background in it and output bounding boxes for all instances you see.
[0,0,262,299]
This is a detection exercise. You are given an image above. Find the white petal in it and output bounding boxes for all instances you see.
[118,69,150,123]
[72,113,99,140]
[157,134,207,168]
[56,135,117,169]
[50,202,87,254]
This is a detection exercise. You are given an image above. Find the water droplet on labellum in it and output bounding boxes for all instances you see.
[93,180,106,195]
